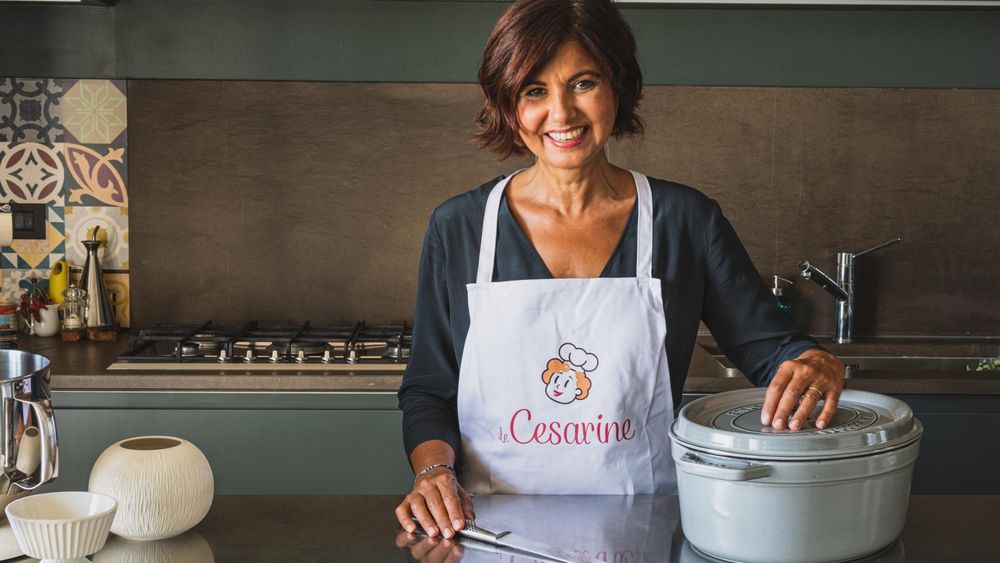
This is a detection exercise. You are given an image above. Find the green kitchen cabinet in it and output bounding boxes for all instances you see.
[46,391,414,495]
[44,391,1000,495]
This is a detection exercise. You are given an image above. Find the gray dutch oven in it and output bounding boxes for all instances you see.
[669,388,922,563]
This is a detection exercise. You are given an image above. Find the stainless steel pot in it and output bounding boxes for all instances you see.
[0,350,59,516]
[669,389,921,563]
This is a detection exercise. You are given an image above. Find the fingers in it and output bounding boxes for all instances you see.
[396,469,472,539]
[815,389,840,429]
[395,499,417,533]
[770,377,809,431]
[459,488,476,522]
[762,350,846,431]
[410,494,443,538]
[761,362,793,426]
[788,388,822,431]
[438,480,467,532]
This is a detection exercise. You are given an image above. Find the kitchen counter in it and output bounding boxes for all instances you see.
[17,333,1000,395]
[12,494,999,562]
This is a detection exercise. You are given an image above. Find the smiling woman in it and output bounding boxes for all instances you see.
[394,0,844,549]
[473,0,642,160]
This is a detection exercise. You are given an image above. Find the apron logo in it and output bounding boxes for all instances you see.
[541,343,599,405]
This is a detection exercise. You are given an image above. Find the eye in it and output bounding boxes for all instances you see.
[574,79,597,92]
[523,87,546,99]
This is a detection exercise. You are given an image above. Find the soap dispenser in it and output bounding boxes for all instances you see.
[772,275,794,313]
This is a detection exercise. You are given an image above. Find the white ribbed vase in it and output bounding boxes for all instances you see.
[88,436,214,541]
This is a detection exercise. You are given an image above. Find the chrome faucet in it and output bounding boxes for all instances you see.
[798,237,901,344]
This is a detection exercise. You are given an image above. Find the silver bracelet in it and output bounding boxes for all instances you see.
[415,463,456,481]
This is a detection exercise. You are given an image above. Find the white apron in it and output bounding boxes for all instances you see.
[457,170,676,494]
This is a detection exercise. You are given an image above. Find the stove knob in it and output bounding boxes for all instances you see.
[296,350,305,364]
[244,350,254,363]
[322,350,332,363]
[218,349,228,363]
[270,350,280,363]
[347,348,358,364]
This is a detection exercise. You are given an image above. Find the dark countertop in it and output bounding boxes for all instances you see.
[14,333,1000,395]
[14,495,999,562]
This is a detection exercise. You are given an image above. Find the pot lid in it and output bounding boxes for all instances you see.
[670,388,922,460]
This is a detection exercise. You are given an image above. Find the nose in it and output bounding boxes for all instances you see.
[548,88,576,123]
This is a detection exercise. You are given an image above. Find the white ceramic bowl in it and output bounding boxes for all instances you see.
[5,491,117,560]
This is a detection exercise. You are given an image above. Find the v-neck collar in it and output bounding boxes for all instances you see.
[498,192,638,280]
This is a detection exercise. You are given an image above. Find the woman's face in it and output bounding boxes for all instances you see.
[516,41,617,171]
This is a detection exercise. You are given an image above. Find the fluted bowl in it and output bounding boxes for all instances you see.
[5,491,117,560]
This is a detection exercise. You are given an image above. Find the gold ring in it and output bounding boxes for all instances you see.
[806,386,824,399]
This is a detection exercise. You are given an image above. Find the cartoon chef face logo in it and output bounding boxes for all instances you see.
[541,343,599,405]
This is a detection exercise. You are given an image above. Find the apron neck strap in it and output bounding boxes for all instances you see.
[631,170,654,279]
[476,170,654,283]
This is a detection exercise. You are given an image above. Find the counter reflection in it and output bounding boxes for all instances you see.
[397,494,679,563]
[397,495,908,563]
[91,530,213,563]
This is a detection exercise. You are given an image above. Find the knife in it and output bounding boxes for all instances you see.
[410,517,593,563]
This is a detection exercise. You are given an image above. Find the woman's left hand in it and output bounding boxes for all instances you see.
[761,349,845,431]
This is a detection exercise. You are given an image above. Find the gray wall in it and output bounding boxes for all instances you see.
[2,0,1000,87]
[127,81,1000,336]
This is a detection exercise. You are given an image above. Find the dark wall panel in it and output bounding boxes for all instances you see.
[129,81,999,335]
[126,80,529,326]
[4,1,1000,86]
[0,5,115,78]
[611,86,1000,336]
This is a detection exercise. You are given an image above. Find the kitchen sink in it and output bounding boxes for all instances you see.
[840,356,994,372]
[696,336,1000,379]
[706,354,998,378]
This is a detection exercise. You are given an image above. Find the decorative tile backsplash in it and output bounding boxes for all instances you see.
[0,78,130,327]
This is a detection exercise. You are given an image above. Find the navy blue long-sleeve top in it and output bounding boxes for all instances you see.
[398,175,820,461]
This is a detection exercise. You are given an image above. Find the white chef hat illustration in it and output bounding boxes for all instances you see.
[558,343,599,373]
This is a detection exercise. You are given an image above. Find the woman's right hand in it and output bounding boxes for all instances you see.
[395,466,476,539]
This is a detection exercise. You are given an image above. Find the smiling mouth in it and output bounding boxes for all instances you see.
[546,126,586,143]
[553,390,563,397]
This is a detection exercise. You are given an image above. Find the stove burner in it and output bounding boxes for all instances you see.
[117,321,412,368]
[173,334,221,357]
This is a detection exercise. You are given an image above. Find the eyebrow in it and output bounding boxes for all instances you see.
[523,70,602,87]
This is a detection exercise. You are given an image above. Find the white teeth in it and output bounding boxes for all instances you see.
[548,127,584,142]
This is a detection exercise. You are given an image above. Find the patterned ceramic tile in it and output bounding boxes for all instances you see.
[2,225,65,271]
[1,76,128,327]
[63,142,127,206]
[61,80,126,145]
[0,142,66,203]
[0,268,48,305]
[64,206,129,270]
[0,78,63,146]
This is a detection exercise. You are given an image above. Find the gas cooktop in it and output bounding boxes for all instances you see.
[108,321,411,372]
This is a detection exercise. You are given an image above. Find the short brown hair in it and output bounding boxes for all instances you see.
[473,0,644,159]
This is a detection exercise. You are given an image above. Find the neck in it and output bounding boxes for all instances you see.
[518,153,629,216]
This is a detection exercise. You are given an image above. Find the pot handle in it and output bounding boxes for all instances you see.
[678,452,772,481]
[13,397,58,490]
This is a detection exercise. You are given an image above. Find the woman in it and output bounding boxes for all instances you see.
[395,0,844,541]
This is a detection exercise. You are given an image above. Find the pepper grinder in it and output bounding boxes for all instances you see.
[79,227,119,340]
[60,283,87,342]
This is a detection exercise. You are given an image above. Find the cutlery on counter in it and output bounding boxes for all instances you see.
[410,517,593,563]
